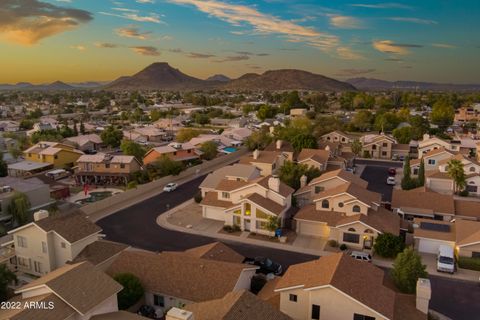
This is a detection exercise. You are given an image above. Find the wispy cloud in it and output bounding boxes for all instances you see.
[431,43,456,49]
[214,55,250,63]
[328,15,363,29]
[387,17,437,25]
[99,10,163,23]
[336,68,376,76]
[69,45,86,51]
[130,46,160,56]
[136,0,155,3]
[373,40,422,55]
[187,52,216,58]
[0,0,92,45]
[116,25,151,40]
[336,47,365,60]
[95,42,119,48]
[350,3,412,10]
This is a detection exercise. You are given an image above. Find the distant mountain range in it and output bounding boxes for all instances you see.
[206,74,231,82]
[346,77,480,91]
[0,81,105,91]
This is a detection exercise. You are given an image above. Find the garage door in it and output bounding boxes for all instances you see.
[297,221,330,237]
[203,207,225,221]
[418,239,452,254]
[428,180,453,194]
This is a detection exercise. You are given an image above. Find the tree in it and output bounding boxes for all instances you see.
[113,273,144,310]
[193,113,210,125]
[265,215,280,234]
[73,120,79,136]
[245,130,272,151]
[0,153,7,177]
[401,157,416,190]
[417,159,425,187]
[392,126,413,144]
[8,146,22,160]
[351,139,362,157]
[431,99,454,128]
[279,161,321,190]
[290,134,317,152]
[149,156,185,178]
[392,248,428,293]
[19,119,34,130]
[101,126,123,148]
[373,233,405,258]
[200,141,218,160]
[351,110,373,131]
[447,159,466,194]
[176,128,202,143]
[79,121,86,135]
[120,140,146,163]
[256,104,277,121]
[7,192,31,226]
[374,112,401,132]
[0,264,17,302]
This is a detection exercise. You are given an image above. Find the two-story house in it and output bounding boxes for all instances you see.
[360,134,398,160]
[418,134,461,156]
[64,134,103,152]
[74,153,142,185]
[296,148,330,172]
[199,164,261,197]
[24,141,84,168]
[410,147,454,176]
[143,142,200,165]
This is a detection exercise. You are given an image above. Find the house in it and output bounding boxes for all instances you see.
[189,134,240,149]
[64,134,103,152]
[106,248,258,315]
[5,210,102,276]
[289,108,307,117]
[454,106,480,123]
[410,148,454,175]
[24,141,84,168]
[75,153,143,185]
[27,118,59,136]
[7,160,54,177]
[199,164,260,197]
[0,262,123,320]
[239,141,293,177]
[200,175,293,235]
[321,131,354,145]
[222,127,252,141]
[294,182,399,250]
[418,134,461,155]
[154,118,183,131]
[360,134,397,160]
[297,148,330,171]
[72,240,129,271]
[274,253,428,320]
[129,126,168,143]
[143,142,200,165]
[176,241,245,264]
[0,120,20,132]
[264,140,295,161]
[294,169,368,207]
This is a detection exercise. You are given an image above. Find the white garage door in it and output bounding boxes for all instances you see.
[418,239,451,254]
[428,180,453,194]
[297,221,330,237]
[203,207,225,221]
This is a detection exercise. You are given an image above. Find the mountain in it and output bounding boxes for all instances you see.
[0,81,75,91]
[347,77,480,91]
[106,62,210,90]
[206,74,230,82]
[223,69,356,92]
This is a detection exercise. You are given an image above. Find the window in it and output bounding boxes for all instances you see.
[61,242,66,249]
[413,168,419,175]
[472,252,480,258]
[343,233,360,243]
[289,294,297,302]
[222,192,230,199]
[105,163,110,169]
[173,152,177,156]
[256,209,269,219]
[383,143,388,147]
[342,138,345,142]
[245,203,251,216]
[17,236,27,248]
[34,261,42,273]
[54,155,58,159]
[352,205,361,213]
[372,145,376,150]
[353,314,375,320]
[382,151,387,156]
[364,229,374,234]
[321,200,329,209]
[315,186,324,194]
[41,242,47,253]
[428,159,435,165]
[348,227,356,232]
[188,149,192,153]
[256,220,267,230]
[120,163,125,169]
[311,304,320,320]
[470,167,476,172]
[233,209,241,215]
[17,257,30,269]
[338,202,344,208]
[153,294,165,307]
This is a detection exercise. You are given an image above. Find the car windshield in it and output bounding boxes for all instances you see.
[263,258,273,267]
[439,256,454,264]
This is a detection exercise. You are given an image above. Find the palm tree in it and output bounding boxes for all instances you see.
[447,159,466,194]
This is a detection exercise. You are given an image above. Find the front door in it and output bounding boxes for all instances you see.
[363,236,373,249]
[244,219,251,231]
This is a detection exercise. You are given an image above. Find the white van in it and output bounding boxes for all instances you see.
[45,169,69,181]
[350,251,372,262]
[437,245,455,274]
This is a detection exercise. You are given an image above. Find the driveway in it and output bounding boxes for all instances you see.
[356,160,402,202]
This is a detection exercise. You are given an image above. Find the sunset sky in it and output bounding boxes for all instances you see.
[0,0,479,84]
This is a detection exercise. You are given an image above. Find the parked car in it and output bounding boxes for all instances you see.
[163,183,178,192]
[45,169,69,181]
[350,251,372,262]
[388,167,396,175]
[346,166,356,174]
[137,305,157,319]
[386,176,396,185]
[437,245,455,274]
[244,256,282,275]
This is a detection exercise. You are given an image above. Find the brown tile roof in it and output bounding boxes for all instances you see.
[413,218,455,242]
[425,170,452,180]
[91,311,150,320]
[239,150,278,164]
[276,253,396,320]
[392,143,410,151]
[35,210,101,243]
[107,250,255,302]
[422,147,453,158]
[246,193,285,215]
[184,290,292,320]
[257,277,281,308]
[313,182,381,206]
[264,140,294,153]
[294,205,344,226]
[308,169,369,188]
[216,179,251,191]
[392,189,455,215]
[0,293,75,320]
[18,262,122,315]
[72,240,129,266]
[182,242,245,264]
[455,219,480,246]
[256,175,294,197]
[394,294,428,320]
[454,200,480,219]
[201,192,233,208]
[297,148,330,164]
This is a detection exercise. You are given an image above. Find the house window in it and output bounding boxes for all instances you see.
[321,200,329,209]
[343,233,360,243]
[17,257,30,269]
[353,314,375,320]
[428,159,435,165]
[256,220,267,230]
[383,143,388,147]
[470,167,476,172]
[289,294,297,302]
[61,242,66,249]
[54,155,58,159]
[245,203,251,216]
[472,252,480,258]
[173,152,177,156]
[338,202,344,208]
[352,205,361,213]
[41,242,47,253]
[222,192,230,199]
[233,209,241,215]
[105,163,110,169]
[341,138,345,142]
[153,294,165,307]
[234,216,241,225]
[311,304,320,320]
[364,229,374,234]
[120,163,125,169]
[34,261,42,273]
[272,163,276,170]
[17,236,27,248]
[413,168,419,175]
[372,145,376,150]
[315,186,324,194]
[382,151,387,156]
[256,209,269,219]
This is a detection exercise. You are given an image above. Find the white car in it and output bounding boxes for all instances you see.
[163,183,178,192]
[386,176,396,185]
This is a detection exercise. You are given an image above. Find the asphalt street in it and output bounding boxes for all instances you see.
[356,159,402,202]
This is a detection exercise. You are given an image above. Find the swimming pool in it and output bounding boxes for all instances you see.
[223,147,237,153]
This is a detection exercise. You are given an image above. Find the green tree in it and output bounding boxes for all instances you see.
[279,161,321,190]
[19,119,34,130]
[176,128,202,143]
[392,126,413,144]
[401,157,416,190]
[0,264,17,302]
[120,140,146,163]
[417,159,425,187]
[193,113,210,125]
[373,233,405,258]
[431,99,454,128]
[351,110,373,131]
[7,192,31,226]
[0,153,7,177]
[447,159,466,194]
[8,146,22,160]
[290,134,317,152]
[149,156,185,178]
[350,139,362,157]
[101,126,123,148]
[392,248,428,293]
[245,130,272,151]
[200,141,218,160]
[265,215,280,234]
[374,112,401,132]
[113,273,144,310]
[79,121,86,135]
[256,104,277,121]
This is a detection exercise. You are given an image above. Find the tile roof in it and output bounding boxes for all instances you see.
[216,179,251,191]
[392,189,455,215]
[421,147,453,158]
[454,200,480,219]
[184,290,292,320]
[91,311,150,320]
[256,175,294,197]
[455,219,480,246]
[412,218,455,242]
[107,250,254,302]
[0,293,75,320]
[297,148,330,164]
[199,164,259,190]
[65,134,102,146]
[72,240,129,266]
[257,277,281,308]
[264,140,294,153]
[181,242,245,264]
[308,169,368,188]
[201,192,233,208]
[239,151,278,165]
[276,253,396,320]
[246,193,285,215]
[313,182,381,206]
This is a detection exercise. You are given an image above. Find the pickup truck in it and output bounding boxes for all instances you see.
[244,256,282,275]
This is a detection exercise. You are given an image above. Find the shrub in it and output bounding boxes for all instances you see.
[250,275,267,294]
[232,224,241,232]
[223,225,233,233]
[327,240,338,247]
[392,248,428,293]
[373,233,405,258]
[458,257,480,271]
[459,190,469,197]
[127,181,138,190]
[339,244,347,251]
[113,273,144,310]
[194,192,203,203]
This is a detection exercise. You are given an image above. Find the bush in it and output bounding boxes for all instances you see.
[327,240,338,247]
[459,190,469,197]
[458,257,480,271]
[392,248,428,293]
[113,273,144,310]
[250,274,267,294]
[232,224,241,232]
[339,244,347,251]
[373,233,405,258]
[194,192,203,203]
[223,225,241,233]
[127,181,138,190]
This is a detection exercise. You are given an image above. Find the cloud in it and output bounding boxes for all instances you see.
[99,10,163,23]
[95,42,119,48]
[328,15,363,29]
[373,40,422,55]
[336,68,376,76]
[0,0,92,45]
[116,25,151,40]
[214,55,250,62]
[350,3,412,10]
[384,57,403,62]
[187,52,216,58]
[387,17,437,25]
[235,51,269,56]
[336,47,365,60]
[69,45,86,51]
[130,46,160,56]
[169,48,183,53]
[136,0,155,3]
[431,43,456,49]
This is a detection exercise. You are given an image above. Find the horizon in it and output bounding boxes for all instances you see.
[1,0,479,84]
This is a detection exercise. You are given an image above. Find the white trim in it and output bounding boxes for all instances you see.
[335,220,382,234]
[413,236,455,244]
[7,222,36,235]
[274,284,305,292]
[458,241,480,248]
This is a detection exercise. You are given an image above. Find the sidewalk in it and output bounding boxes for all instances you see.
[159,200,480,283]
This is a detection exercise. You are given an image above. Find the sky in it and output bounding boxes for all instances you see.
[0,0,479,84]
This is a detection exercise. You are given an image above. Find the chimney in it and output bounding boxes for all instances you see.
[166,308,194,320]
[34,210,49,221]
[269,126,275,134]
[276,140,283,150]
[416,278,431,314]
[268,175,280,193]
[422,133,430,141]
[253,149,260,160]
[300,175,308,188]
